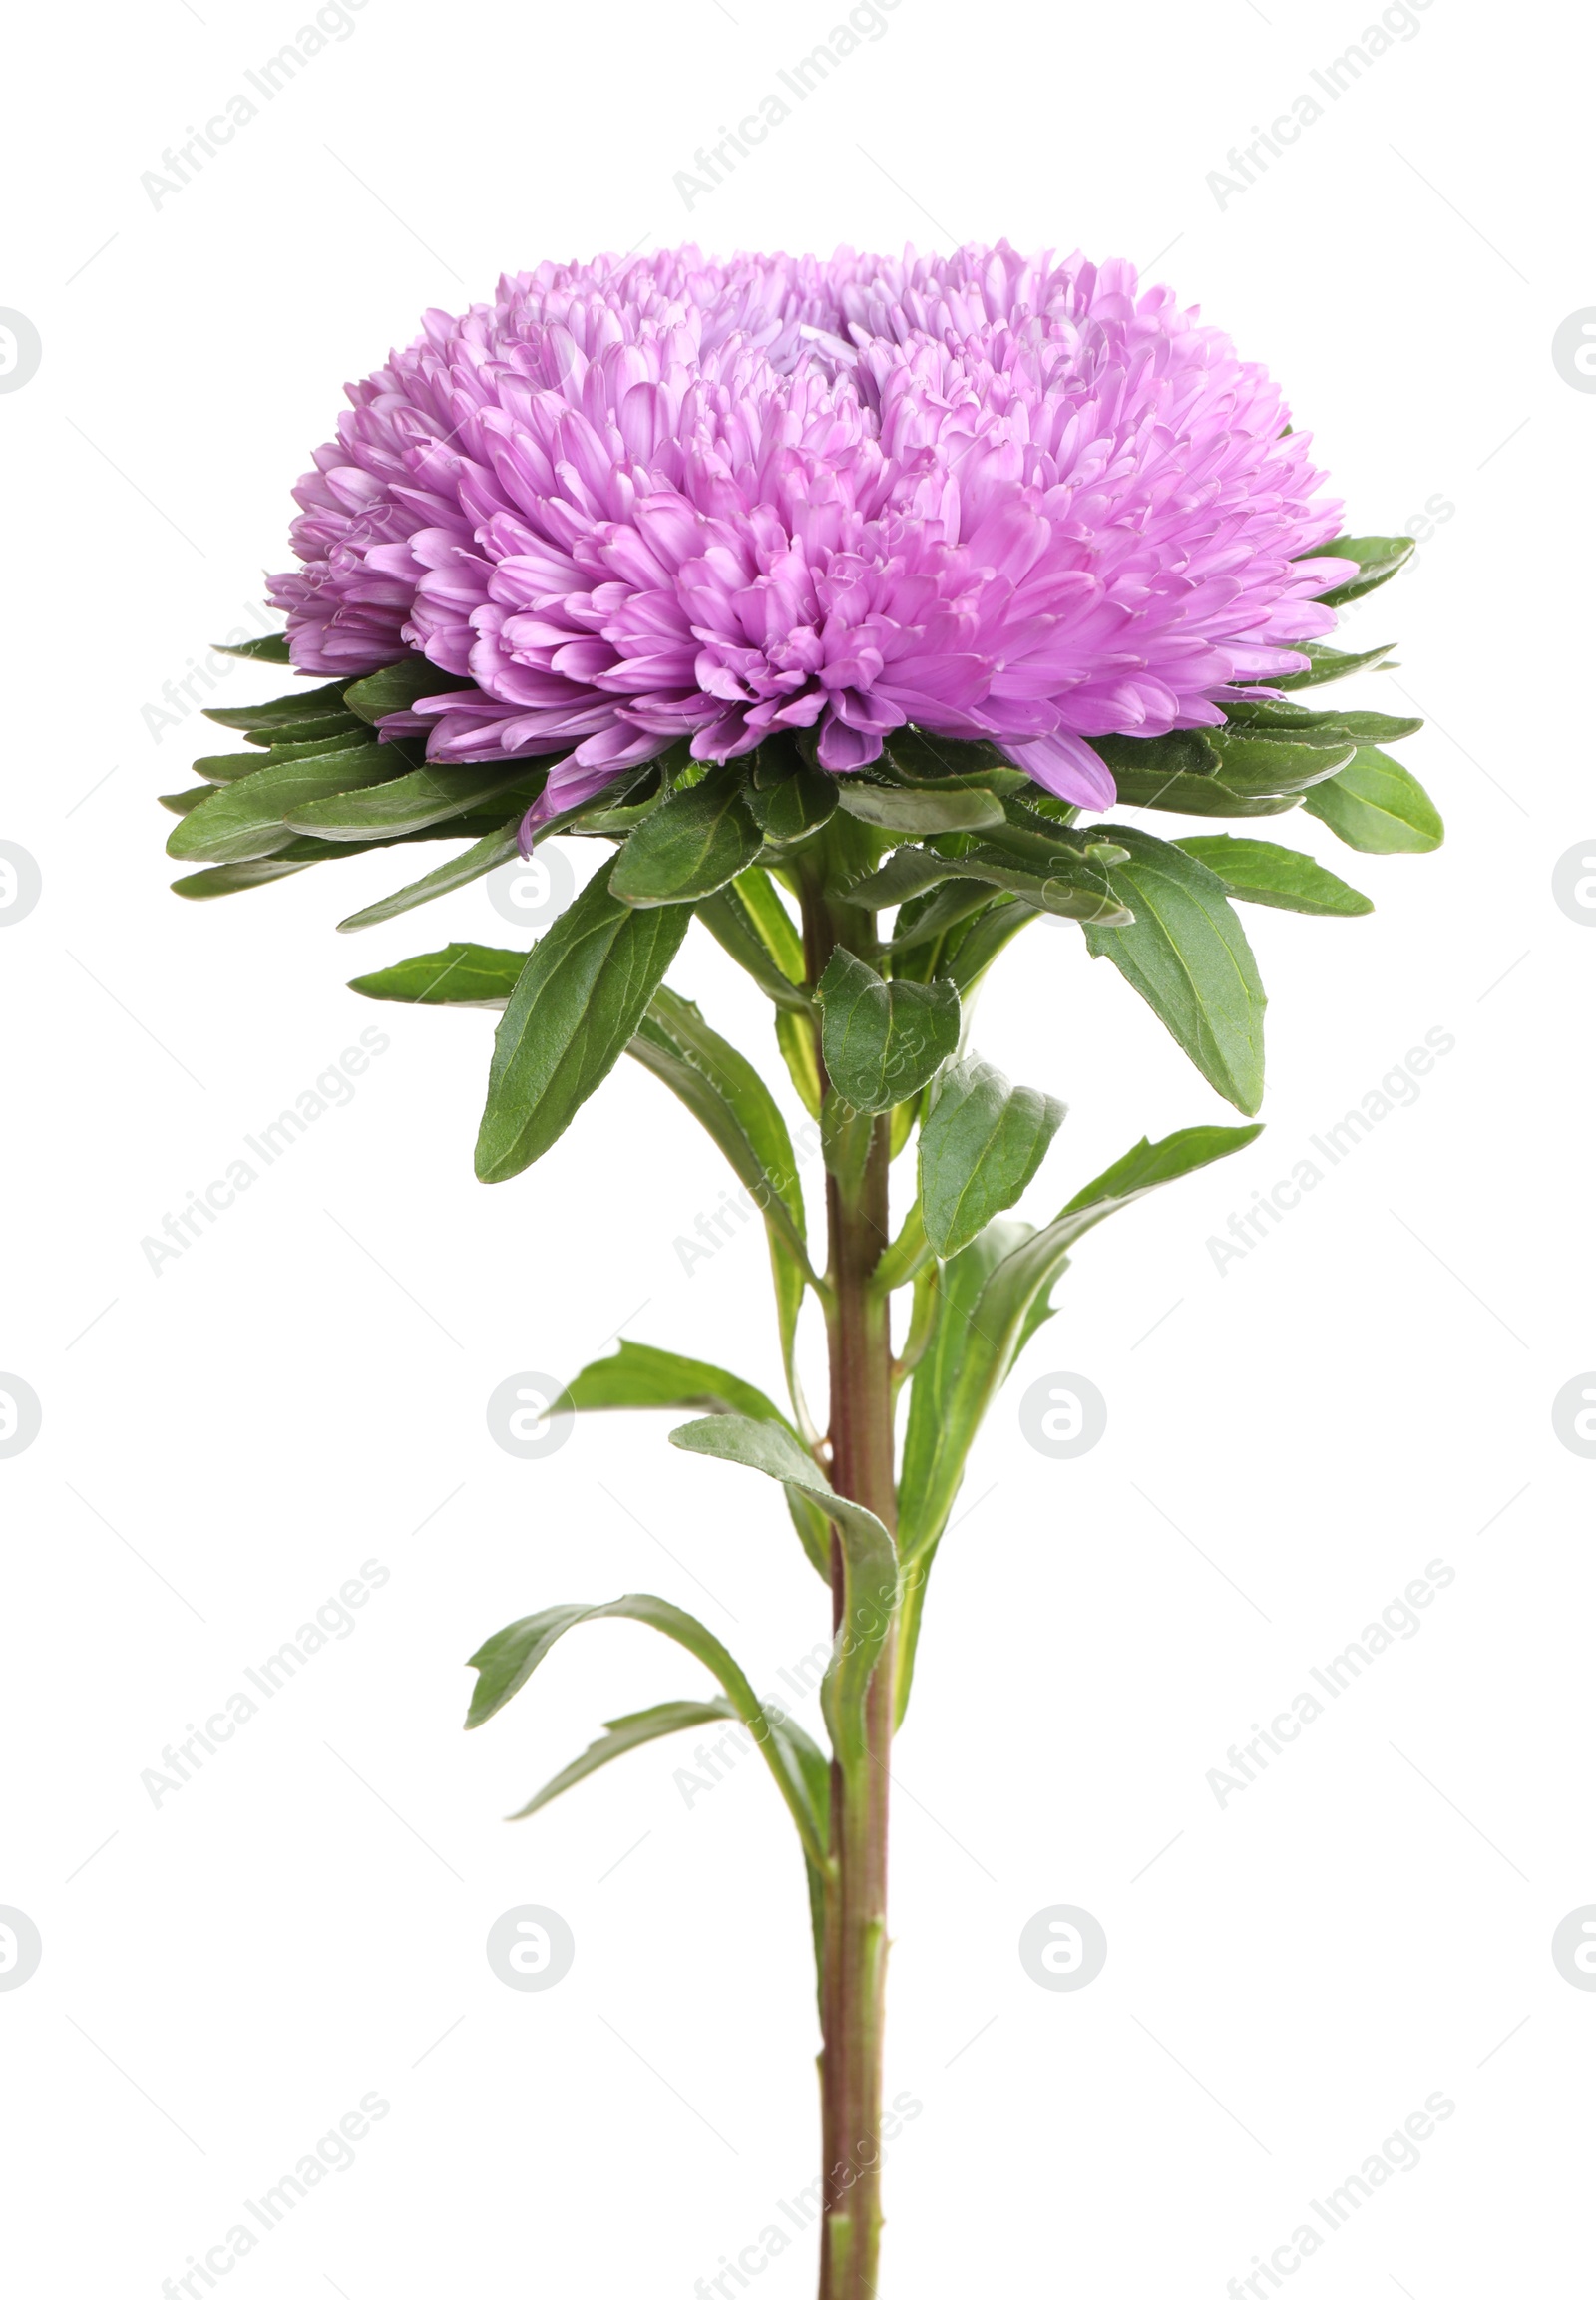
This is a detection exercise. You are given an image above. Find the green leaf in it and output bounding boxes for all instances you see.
[746,748,838,844]
[1089,725,1353,815]
[817,949,961,1115]
[835,781,1005,834]
[697,871,824,1115]
[284,759,539,841]
[627,987,814,1279]
[731,865,806,978]
[211,632,291,663]
[1300,748,1443,854]
[1059,1122,1266,1216]
[1274,640,1397,690]
[935,897,1039,993]
[465,1594,827,1866]
[1097,767,1306,820]
[1314,535,1415,608]
[609,771,763,906]
[694,889,813,1013]
[898,1125,1263,1568]
[336,817,525,933]
[343,657,474,723]
[508,1697,829,1839]
[937,843,1134,925]
[475,871,691,1182]
[1202,728,1357,790]
[894,1216,1028,1716]
[776,1008,824,1123]
[172,858,319,901]
[509,1698,736,1819]
[668,1417,897,1773]
[628,992,823,1486]
[1219,696,1421,746]
[1081,830,1267,1115]
[158,786,213,817]
[888,879,999,958]
[565,1340,794,1427]
[919,1058,1066,1260]
[192,725,375,783]
[879,729,1030,795]
[242,714,358,749]
[1173,837,1373,918]
[166,742,398,866]
[838,846,959,911]
[189,752,275,786]
[202,680,351,731]
[348,942,528,1010]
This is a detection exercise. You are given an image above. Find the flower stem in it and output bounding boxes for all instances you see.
[803,852,897,2300]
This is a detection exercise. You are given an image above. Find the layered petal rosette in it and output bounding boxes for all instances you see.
[268,244,1353,828]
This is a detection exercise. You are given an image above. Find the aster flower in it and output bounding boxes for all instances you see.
[267,244,1353,826]
[165,235,1444,2300]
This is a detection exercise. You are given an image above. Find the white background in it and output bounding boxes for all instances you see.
[1,0,1589,2293]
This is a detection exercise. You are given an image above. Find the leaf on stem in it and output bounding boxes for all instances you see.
[897,1124,1263,1571]
[918,1058,1066,1260]
[746,747,839,844]
[816,949,960,1115]
[1300,748,1443,854]
[166,742,402,866]
[668,1416,898,1773]
[210,632,292,664]
[1080,828,1267,1115]
[1312,534,1415,608]
[475,871,690,1182]
[284,759,538,841]
[835,781,1006,834]
[628,988,813,1273]
[609,770,763,906]
[349,942,529,1009]
[509,1699,734,1818]
[342,657,475,723]
[566,1335,831,1581]
[1172,838,1373,918]
[565,1339,795,1425]
[465,1593,828,1865]
[1273,639,1397,690]
[336,818,525,932]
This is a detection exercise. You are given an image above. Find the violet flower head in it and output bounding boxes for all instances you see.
[268,245,1353,827]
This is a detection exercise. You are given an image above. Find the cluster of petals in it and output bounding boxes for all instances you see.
[268,244,1353,820]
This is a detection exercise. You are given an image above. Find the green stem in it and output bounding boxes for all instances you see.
[803,848,897,2300]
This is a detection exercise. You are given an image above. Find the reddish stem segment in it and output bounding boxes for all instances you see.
[806,867,898,2300]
